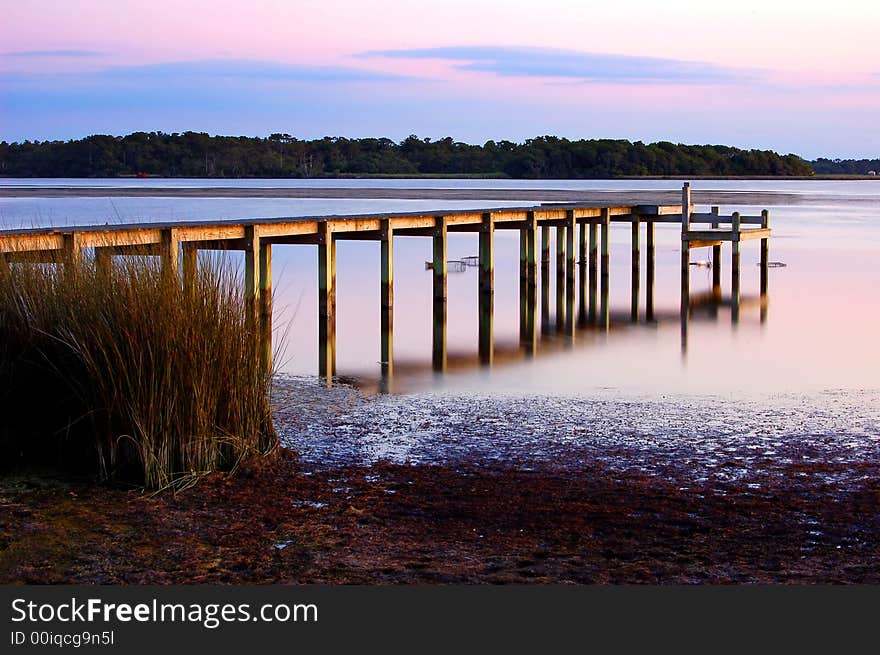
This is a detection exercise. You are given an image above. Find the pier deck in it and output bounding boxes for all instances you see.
[0,184,770,386]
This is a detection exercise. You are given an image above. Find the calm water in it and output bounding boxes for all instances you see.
[2,179,879,479]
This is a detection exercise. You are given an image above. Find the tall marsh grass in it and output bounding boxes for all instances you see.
[0,254,276,489]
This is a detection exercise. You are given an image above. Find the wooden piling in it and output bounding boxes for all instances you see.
[541,225,551,334]
[600,208,610,330]
[380,219,394,382]
[680,183,692,318]
[564,211,576,337]
[631,216,640,322]
[556,225,566,332]
[731,211,741,324]
[760,209,770,296]
[432,216,448,372]
[577,221,587,326]
[521,212,538,351]
[259,241,272,374]
[645,220,655,321]
[600,207,610,284]
[94,247,111,282]
[479,213,494,365]
[525,212,537,286]
[317,221,336,381]
[62,232,83,273]
[159,228,180,282]
[588,222,598,323]
[182,242,198,292]
[711,205,722,294]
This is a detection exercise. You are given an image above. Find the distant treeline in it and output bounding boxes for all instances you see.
[812,158,880,175]
[0,131,839,178]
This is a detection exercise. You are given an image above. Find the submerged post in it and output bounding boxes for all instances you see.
[380,219,394,385]
[317,221,336,382]
[479,212,494,365]
[432,216,448,372]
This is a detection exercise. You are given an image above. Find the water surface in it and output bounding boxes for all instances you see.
[2,179,878,479]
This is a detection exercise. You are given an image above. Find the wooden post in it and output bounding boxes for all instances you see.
[680,183,692,321]
[760,209,770,296]
[681,182,692,232]
[182,242,198,293]
[317,221,336,382]
[565,211,576,337]
[62,232,83,273]
[631,215,640,322]
[244,225,260,325]
[645,220,655,321]
[577,221,587,326]
[525,212,537,287]
[600,208,610,330]
[159,228,180,283]
[600,207,610,285]
[432,216,447,372]
[521,212,538,350]
[541,225,551,268]
[259,240,272,374]
[479,213,494,365]
[541,225,551,334]
[711,206,721,295]
[588,222,598,323]
[731,211,741,324]
[380,219,394,384]
[94,247,111,282]
[555,225,566,332]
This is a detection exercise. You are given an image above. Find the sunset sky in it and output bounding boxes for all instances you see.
[1,0,878,157]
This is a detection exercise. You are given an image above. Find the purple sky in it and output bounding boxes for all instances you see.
[1,0,878,158]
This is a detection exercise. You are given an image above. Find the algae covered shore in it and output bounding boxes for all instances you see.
[3,379,880,584]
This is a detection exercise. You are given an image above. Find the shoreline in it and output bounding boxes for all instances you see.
[1,186,876,207]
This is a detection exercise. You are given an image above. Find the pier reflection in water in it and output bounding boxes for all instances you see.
[316,213,769,393]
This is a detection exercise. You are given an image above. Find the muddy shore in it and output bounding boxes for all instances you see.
[2,447,879,584]
[3,380,879,584]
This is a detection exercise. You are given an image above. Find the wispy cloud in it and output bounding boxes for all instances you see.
[0,58,408,85]
[1,49,107,58]
[362,46,752,85]
[97,59,406,83]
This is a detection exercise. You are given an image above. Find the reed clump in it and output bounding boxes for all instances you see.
[0,254,276,489]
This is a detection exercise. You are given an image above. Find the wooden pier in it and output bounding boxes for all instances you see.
[0,184,770,386]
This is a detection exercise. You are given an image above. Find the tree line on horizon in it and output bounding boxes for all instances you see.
[0,131,868,178]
